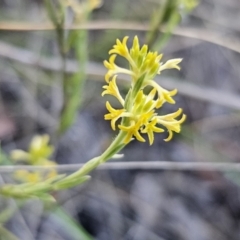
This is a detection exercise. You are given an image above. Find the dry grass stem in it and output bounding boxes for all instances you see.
[0,161,240,173]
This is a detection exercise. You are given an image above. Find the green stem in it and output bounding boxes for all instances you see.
[51,130,127,190]
[100,130,127,162]
[146,0,168,48]
[58,27,88,134]
[60,130,127,181]
[152,9,180,51]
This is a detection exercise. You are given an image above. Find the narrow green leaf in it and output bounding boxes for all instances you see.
[53,175,91,190]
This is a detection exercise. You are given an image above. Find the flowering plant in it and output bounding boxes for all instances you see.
[11,135,57,183]
[0,36,185,200]
[103,36,186,145]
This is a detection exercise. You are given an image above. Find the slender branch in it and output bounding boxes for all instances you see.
[0,20,240,53]
[1,161,240,173]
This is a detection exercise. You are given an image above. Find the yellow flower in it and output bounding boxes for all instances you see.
[11,134,54,165]
[14,159,57,184]
[140,51,163,79]
[109,36,130,59]
[103,54,134,82]
[129,36,141,63]
[28,135,54,164]
[159,58,182,72]
[10,150,29,162]
[102,36,186,145]
[134,90,155,114]
[143,80,178,107]
[141,118,164,145]
[14,170,41,183]
[104,101,126,130]
[119,119,145,144]
[11,134,58,183]
[118,111,155,144]
[156,109,186,141]
[102,75,124,106]
[14,165,57,183]
[104,36,182,83]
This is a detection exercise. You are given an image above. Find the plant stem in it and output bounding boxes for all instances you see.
[60,130,127,181]
[100,130,127,162]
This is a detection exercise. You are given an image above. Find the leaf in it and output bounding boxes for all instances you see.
[53,175,91,190]
[36,193,56,202]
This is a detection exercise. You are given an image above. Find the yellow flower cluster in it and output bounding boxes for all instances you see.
[11,135,57,183]
[102,36,186,145]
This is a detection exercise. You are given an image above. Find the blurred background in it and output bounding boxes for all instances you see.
[0,0,240,239]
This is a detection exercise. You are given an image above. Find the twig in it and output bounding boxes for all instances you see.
[0,161,240,173]
[0,20,240,53]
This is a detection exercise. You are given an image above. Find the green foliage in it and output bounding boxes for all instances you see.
[0,0,194,237]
